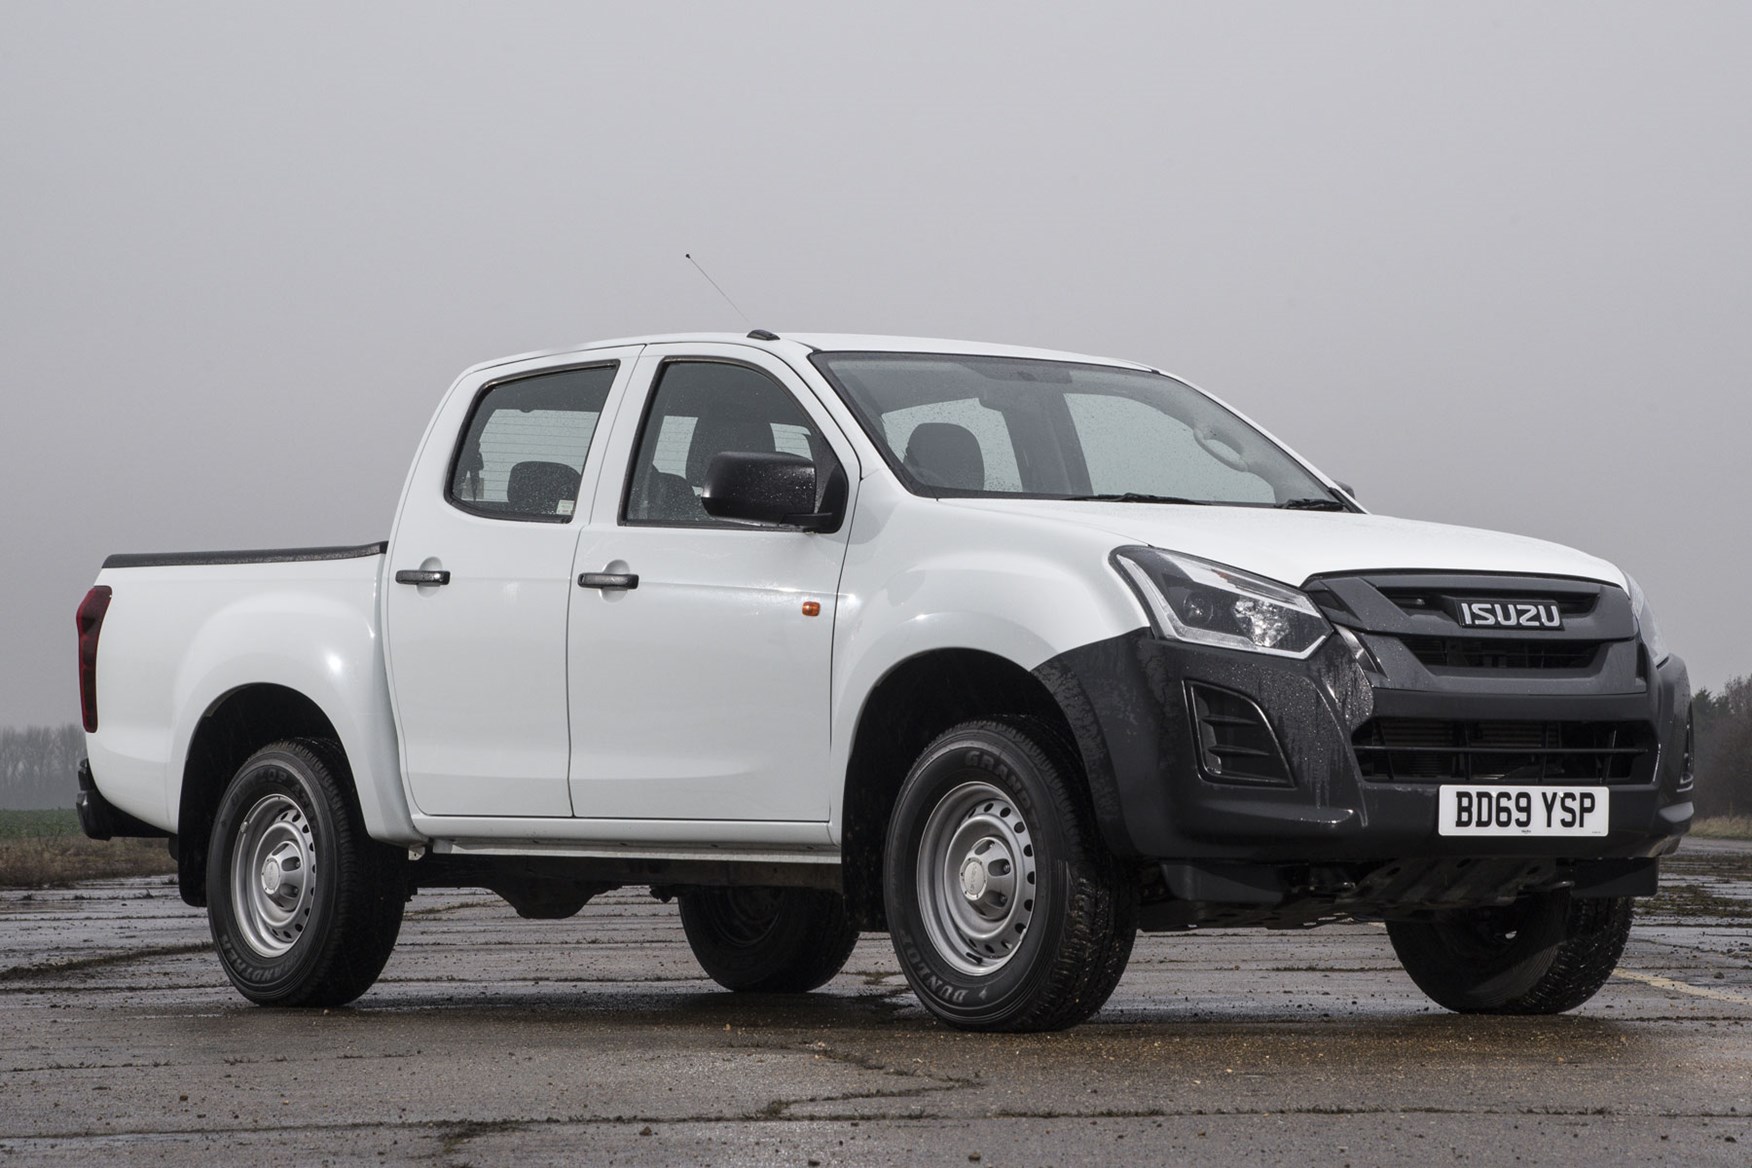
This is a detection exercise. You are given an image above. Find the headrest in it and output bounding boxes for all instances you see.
[904,422,985,491]
[686,417,776,483]
[506,460,581,514]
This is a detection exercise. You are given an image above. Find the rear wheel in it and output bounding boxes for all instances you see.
[678,886,859,992]
[883,719,1136,1032]
[206,739,405,1007]
[1387,890,1632,1014]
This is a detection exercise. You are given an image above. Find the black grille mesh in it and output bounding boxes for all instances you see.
[1379,588,1596,618]
[1188,684,1292,786]
[1399,636,1601,670]
[1352,719,1653,783]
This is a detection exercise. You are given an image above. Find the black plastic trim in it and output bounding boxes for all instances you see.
[76,759,169,840]
[579,572,639,590]
[103,542,387,570]
[1031,628,1692,865]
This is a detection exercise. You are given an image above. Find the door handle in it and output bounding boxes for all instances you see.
[395,569,451,586]
[578,571,638,591]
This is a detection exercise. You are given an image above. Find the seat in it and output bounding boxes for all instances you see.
[904,422,985,491]
[636,466,700,522]
[505,460,581,515]
[631,417,781,524]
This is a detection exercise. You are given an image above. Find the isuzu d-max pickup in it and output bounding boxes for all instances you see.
[75,332,1692,1031]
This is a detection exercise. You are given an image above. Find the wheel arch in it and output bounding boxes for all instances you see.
[174,684,347,906]
[839,647,1088,930]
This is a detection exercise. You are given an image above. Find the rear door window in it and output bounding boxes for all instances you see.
[449,364,616,521]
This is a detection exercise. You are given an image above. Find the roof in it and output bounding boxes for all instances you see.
[459,331,1158,379]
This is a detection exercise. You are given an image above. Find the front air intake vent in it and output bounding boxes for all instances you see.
[1352,719,1654,784]
[1399,636,1602,671]
[1379,588,1597,619]
[1187,683,1293,787]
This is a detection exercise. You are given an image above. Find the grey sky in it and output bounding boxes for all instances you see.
[4,2,1748,728]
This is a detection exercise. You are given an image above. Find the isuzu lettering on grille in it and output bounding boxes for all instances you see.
[1455,600,1563,629]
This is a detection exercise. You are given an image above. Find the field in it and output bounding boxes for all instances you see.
[0,808,176,888]
[1693,814,1752,839]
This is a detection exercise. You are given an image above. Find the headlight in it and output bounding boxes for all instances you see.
[1112,546,1331,658]
[1624,574,1670,667]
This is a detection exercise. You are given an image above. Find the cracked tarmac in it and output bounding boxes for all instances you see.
[1,840,1747,1166]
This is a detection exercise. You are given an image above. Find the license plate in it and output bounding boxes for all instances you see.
[1437,785,1608,836]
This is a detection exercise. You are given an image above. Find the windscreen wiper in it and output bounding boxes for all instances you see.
[1063,493,1210,505]
[1276,497,1349,511]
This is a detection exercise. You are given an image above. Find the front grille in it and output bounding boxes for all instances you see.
[1399,636,1602,671]
[1353,719,1653,783]
[1379,587,1596,619]
[1187,683,1292,786]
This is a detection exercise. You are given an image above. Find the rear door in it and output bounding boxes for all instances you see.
[384,351,640,817]
[566,345,859,823]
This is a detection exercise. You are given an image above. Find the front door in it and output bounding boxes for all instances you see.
[566,348,857,822]
[384,352,639,817]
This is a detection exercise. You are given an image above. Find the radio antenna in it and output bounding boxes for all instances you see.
[684,252,753,327]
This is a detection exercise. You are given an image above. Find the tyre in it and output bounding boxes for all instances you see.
[1387,891,1633,1014]
[883,719,1136,1032]
[678,886,859,992]
[206,738,405,1007]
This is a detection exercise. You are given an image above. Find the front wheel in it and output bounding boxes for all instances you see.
[1387,891,1632,1014]
[206,739,405,1007]
[883,719,1136,1032]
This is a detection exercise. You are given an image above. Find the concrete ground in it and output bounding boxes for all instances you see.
[1,840,1747,1166]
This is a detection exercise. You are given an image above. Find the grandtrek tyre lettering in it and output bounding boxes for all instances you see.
[206,739,404,1008]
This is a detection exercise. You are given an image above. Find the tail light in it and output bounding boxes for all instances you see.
[76,586,112,732]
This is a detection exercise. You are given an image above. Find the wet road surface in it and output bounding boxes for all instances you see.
[2,840,1748,1166]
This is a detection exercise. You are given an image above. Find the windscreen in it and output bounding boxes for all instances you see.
[811,353,1338,506]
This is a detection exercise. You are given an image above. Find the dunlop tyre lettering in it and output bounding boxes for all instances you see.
[883,719,1136,1032]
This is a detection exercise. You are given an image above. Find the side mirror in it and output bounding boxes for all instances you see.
[1335,481,1357,501]
[701,451,835,530]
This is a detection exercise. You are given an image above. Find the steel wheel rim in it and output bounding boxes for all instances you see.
[915,780,1037,976]
[230,791,316,958]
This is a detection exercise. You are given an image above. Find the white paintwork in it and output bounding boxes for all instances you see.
[565,345,862,821]
[938,499,1628,591]
[85,556,416,843]
[82,331,1642,861]
[382,348,643,817]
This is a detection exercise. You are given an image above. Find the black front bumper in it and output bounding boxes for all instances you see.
[1033,611,1692,869]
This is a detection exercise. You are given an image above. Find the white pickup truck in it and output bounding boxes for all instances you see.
[75,332,1693,1031]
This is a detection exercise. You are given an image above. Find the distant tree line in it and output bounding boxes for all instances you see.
[2,681,1749,815]
[0,724,85,810]
[1693,674,1752,818]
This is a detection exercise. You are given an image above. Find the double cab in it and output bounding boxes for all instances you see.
[75,332,1692,1030]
